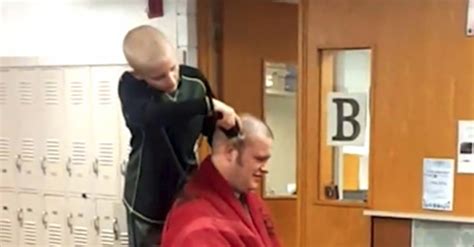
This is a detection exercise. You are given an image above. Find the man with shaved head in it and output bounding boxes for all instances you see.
[161,114,281,247]
[119,25,238,246]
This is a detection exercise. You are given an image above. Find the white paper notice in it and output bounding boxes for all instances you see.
[468,0,474,36]
[457,121,474,173]
[422,158,455,211]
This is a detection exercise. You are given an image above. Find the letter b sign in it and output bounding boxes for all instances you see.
[327,93,367,146]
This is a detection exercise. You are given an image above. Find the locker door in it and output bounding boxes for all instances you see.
[0,69,17,189]
[18,192,44,246]
[118,110,131,198]
[0,191,19,247]
[44,195,67,247]
[68,196,98,247]
[96,199,117,247]
[114,202,129,246]
[90,66,122,197]
[38,68,66,193]
[14,68,42,191]
[64,67,93,194]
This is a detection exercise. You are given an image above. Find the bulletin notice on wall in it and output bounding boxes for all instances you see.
[468,0,474,36]
[422,158,454,212]
[457,121,474,174]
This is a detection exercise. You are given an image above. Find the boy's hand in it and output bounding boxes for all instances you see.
[213,99,240,130]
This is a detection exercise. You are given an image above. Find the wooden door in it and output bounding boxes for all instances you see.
[298,0,474,246]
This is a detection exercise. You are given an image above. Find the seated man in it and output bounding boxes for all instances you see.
[161,114,281,247]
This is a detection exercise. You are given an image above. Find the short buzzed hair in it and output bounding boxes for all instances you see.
[212,114,273,150]
[122,25,173,74]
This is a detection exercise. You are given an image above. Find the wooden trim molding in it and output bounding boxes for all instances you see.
[295,0,308,246]
[364,210,474,224]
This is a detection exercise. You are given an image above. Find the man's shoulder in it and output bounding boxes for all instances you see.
[119,70,135,83]
[179,65,205,79]
[162,196,235,246]
[118,71,147,91]
[179,65,208,85]
[172,194,216,217]
[164,196,218,231]
[178,65,209,96]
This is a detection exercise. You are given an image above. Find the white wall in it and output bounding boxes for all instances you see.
[0,0,196,66]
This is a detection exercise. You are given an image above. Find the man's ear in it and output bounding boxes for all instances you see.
[225,144,238,163]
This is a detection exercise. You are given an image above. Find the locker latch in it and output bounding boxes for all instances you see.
[66,157,72,176]
[113,217,120,240]
[67,213,74,233]
[40,156,47,174]
[120,159,128,176]
[94,216,100,233]
[17,208,24,227]
[42,211,48,228]
[92,158,99,175]
[15,154,22,171]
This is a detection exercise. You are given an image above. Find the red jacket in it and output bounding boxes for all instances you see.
[161,156,281,247]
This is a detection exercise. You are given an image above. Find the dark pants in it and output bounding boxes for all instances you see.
[126,209,163,247]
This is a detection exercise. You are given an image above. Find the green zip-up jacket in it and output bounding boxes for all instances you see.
[118,65,216,224]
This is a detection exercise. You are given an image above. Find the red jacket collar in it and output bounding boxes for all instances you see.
[189,156,257,229]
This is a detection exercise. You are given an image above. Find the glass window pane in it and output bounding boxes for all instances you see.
[263,61,297,197]
[320,49,372,202]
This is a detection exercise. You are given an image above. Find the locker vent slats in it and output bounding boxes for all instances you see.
[73,226,88,246]
[120,232,129,246]
[47,223,62,246]
[0,138,9,161]
[21,139,35,161]
[99,143,114,167]
[70,81,84,105]
[45,81,59,105]
[0,79,6,105]
[19,81,33,105]
[98,81,111,105]
[46,139,60,164]
[72,142,86,166]
[23,220,37,245]
[0,219,12,243]
[100,228,115,246]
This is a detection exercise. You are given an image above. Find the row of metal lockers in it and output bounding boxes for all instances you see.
[0,64,133,246]
[0,191,128,246]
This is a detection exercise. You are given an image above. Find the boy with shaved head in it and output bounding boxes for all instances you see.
[161,114,281,247]
[119,25,238,246]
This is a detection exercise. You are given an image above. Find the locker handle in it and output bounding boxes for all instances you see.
[94,216,100,232]
[67,213,73,233]
[113,218,120,240]
[92,158,99,175]
[16,154,22,171]
[40,156,47,174]
[42,211,48,228]
[17,208,24,226]
[66,157,72,176]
